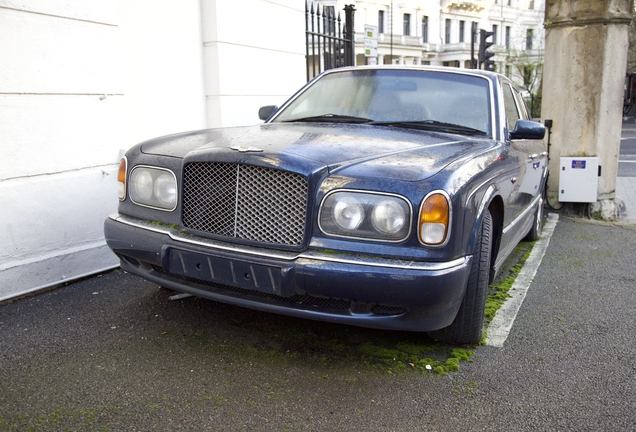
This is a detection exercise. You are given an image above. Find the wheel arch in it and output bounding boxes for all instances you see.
[487,195,504,284]
[469,183,504,284]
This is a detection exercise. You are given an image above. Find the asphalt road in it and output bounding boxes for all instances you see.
[620,125,636,177]
[2,216,636,431]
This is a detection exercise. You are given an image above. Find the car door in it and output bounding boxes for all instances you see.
[502,80,547,241]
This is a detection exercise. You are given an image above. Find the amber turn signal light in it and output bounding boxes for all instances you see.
[117,157,127,201]
[419,192,450,245]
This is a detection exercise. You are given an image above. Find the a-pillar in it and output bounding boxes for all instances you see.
[541,0,633,219]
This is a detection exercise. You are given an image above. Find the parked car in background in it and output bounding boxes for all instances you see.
[105,66,547,344]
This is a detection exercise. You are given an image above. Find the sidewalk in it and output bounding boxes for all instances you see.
[618,122,636,223]
[616,176,636,223]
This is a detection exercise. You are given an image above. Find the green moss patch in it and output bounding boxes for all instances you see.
[485,241,534,324]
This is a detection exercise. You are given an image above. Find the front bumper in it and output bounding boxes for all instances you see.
[104,214,473,332]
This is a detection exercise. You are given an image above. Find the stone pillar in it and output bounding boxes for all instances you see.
[541,0,633,219]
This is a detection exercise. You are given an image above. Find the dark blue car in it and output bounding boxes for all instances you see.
[104,66,547,344]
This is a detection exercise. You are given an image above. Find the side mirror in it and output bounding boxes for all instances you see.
[509,119,545,140]
[258,105,278,121]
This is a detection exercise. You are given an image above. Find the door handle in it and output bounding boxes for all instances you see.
[529,152,548,160]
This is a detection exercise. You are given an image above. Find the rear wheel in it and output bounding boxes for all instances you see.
[428,209,493,345]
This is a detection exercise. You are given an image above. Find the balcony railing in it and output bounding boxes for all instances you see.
[442,0,486,12]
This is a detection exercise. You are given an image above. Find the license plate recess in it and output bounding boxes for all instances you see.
[165,248,283,295]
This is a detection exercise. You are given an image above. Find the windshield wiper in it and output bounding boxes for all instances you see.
[371,120,487,136]
[282,114,375,124]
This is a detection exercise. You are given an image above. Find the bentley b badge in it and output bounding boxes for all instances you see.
[231,145,263,152]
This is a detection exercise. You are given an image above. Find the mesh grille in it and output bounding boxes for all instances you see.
[182,162,308,245]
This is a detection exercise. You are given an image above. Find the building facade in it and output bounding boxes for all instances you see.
[331,0,545,104]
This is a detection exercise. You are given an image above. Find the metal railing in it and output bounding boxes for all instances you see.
[305,2,355,81]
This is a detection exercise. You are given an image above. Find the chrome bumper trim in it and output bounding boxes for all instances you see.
[109,213,469,272]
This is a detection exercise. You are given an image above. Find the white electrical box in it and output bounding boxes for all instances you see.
[558,157,599,203]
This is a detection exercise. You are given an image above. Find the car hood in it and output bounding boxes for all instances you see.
[139,123,497,182]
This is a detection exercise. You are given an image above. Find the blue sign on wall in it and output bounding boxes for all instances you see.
[571,160,587,169]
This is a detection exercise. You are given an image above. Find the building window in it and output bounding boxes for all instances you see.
[422,16,429,43]
[526,28,534,50]
[505,65,511,77]
[529,0,535,9]
[492,25,498,44]
[445,19,451,44]
[505,26,511,50]
[471,22,478,44]
[403,13,411,36]
[378,10,385,34]
[459,21,465,43]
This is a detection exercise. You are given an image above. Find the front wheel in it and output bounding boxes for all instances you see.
[428,209,493,345]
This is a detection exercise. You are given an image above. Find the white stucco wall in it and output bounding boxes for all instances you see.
[0,2,123,300]
[0,1,208,301]
[201,0,306,127]
[1,0,310,301]
[117,0,207,147]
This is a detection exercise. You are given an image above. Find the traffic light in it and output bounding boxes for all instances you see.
[478,29,495,71]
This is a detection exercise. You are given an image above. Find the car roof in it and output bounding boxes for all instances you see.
[320,65,502,81]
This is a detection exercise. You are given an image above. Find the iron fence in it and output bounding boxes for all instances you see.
[305,2,355,81]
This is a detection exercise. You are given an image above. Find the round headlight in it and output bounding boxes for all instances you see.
[371,199,407,235]
[333,195,364,230]
[154,173,177,207]
[130,170,153,201]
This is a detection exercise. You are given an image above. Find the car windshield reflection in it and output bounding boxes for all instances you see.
[273,69,492,137]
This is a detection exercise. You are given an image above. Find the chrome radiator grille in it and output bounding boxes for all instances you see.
[182,162,308,246]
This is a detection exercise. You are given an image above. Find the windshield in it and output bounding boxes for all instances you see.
[273,69,492,136]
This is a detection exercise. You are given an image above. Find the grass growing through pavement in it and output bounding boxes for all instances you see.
[485,240,535,325]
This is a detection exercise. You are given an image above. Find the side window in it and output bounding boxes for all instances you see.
[512,86,530,120]
[502,83,520,131]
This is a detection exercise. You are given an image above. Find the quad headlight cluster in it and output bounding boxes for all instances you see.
[319,191,411,242]
[319,189,451,245]
[124,164,177,211]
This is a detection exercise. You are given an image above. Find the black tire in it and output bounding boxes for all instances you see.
[524,196,543,241]
[428,209,493,345]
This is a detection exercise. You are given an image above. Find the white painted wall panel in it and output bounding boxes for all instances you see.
[203,41,305,127]
[0,8,121,94]
[201,0,306,128]
[211,0,304,54]
[0,166,118,264]
[117,0,207,147]
[0,1,209,300]
[1,1,123,299]
[0,166,120,300]
[0,0,118,24]
[0,94,124,179]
